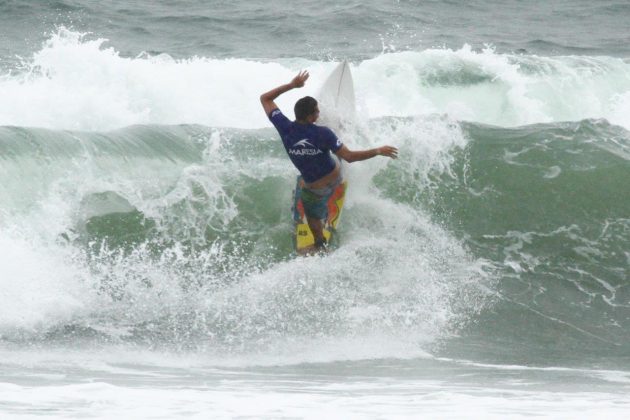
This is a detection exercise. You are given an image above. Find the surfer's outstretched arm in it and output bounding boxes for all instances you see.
[260,71,309,116]
[335,144,398,163]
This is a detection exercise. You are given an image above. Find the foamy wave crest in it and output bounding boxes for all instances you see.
[355,46,630,128]
[2,28,630,131]
[0,28,323,131]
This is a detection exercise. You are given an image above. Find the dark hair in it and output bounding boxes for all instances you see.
[294,96,318,121]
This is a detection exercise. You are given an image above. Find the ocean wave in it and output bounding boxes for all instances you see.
[1,51,628,360]
[0,118,491,356]
[1,28,630,131]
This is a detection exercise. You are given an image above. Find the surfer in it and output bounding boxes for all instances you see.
[260,70,398,250]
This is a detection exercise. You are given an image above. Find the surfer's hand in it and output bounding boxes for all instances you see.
[378,146,398,159]
[291,70,309,88]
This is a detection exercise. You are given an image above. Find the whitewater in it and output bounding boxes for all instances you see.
[1,1,630,418]
[3,28,630,131]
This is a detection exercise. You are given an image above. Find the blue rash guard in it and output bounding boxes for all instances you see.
[268,109,343,183]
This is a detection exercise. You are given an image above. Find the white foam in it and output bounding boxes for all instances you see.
[1,377,629,419]
[0,28,326,130]
[2,29,630,131]
[543,165,562,178]
[609,89,630,128]
[0,232,93,334]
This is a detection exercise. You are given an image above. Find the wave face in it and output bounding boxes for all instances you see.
[0,121,491,360]
[1,117,628,364]
[386,118,630,362]
[0,27,628,366]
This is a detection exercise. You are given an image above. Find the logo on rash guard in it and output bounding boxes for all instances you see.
[295,139,315,148]
[289,138,323,156]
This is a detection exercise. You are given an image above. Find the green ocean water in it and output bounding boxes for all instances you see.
[1,118,627,366]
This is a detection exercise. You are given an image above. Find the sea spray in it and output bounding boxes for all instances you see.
[0,116,492,356]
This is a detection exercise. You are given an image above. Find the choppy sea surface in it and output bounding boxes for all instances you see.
[1,1,629,418]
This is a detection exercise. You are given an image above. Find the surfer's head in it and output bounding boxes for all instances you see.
[294,96,319,123]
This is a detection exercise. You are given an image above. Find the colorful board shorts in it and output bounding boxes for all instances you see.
[300,175,343,220]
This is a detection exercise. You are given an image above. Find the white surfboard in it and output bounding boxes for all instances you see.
[318,61,357,129]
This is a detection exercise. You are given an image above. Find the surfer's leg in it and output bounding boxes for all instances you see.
[301,185,332,248]
[306,216,326,247]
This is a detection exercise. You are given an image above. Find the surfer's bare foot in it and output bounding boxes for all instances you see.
[313,238,329,254]
[314,237,327,248]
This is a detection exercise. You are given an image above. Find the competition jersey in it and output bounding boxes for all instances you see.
[268,109,343,183]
